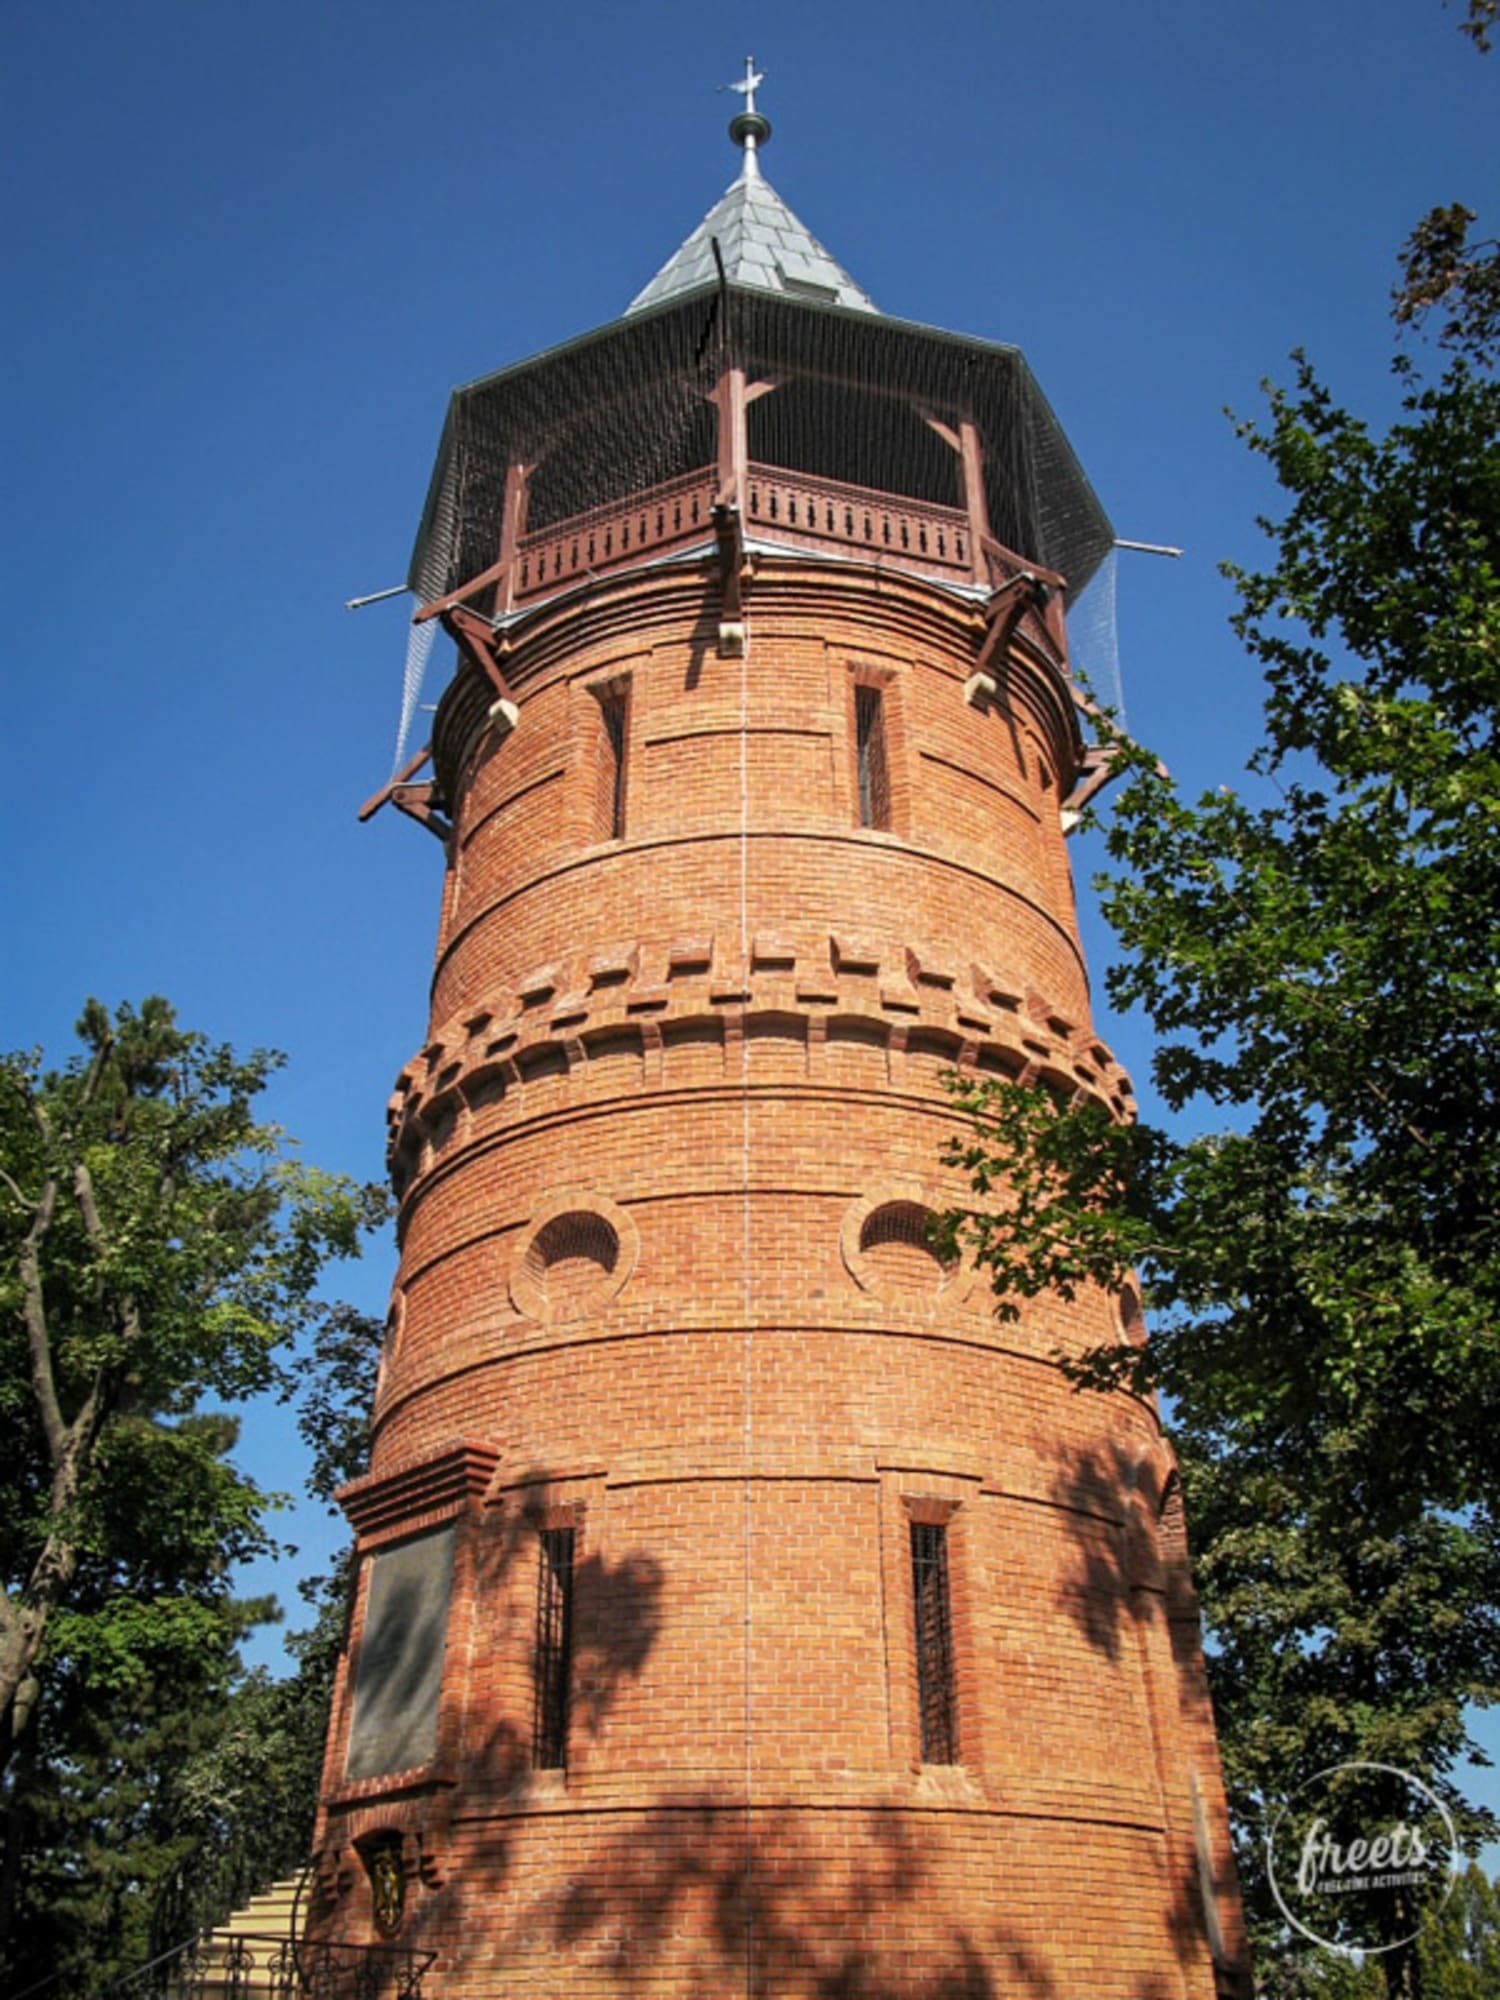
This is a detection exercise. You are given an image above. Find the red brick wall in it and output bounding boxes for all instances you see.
[313,557,1249,1997]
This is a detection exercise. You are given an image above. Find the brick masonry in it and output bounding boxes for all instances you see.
[312,552,1251,1996]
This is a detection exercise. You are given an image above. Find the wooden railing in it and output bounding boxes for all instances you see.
[745,467,972,577]
[514,469,717,603]
[511,463,983,604]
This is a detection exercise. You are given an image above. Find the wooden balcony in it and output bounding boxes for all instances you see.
[514,468,717,605]
[745,466,974,580]
[510,463,996,607]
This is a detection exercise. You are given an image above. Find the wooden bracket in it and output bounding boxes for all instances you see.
[1059,684,1168,831]
[359,748,451,842]
[974,571,1037,681]
[1060,744,1121,829]
[389,782,453,843]
[976,560,1073,677]
[358,745,431,824]
[415,461,532,626]
[713,504,753,655]
[414,565,502,626]
[446,607,517,710]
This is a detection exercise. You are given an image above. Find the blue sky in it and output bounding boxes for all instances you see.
[4,0,1496,1854]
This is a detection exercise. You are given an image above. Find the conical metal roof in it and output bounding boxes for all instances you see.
[627,168,878,317]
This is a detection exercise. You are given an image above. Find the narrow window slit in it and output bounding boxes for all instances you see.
[596,683,630,841]
[855,683,891,831]
[533,1526,576,1769]
[911,1521,957,1764]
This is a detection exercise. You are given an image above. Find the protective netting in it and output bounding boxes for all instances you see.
[409,294,723,608]
[406,283,1114,614]
[1067,545,1125,727]
[392,614,441,776]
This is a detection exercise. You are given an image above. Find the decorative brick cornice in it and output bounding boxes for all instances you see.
[386,931,1133,1201]
[337,1439,501,1541]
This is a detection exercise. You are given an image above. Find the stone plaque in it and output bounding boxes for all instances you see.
[345,1525,456,1781]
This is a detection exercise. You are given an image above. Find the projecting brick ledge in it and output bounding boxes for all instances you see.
[387,930,1132,1197]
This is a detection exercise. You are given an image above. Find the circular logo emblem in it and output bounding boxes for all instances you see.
[1265,1761,1457,1957]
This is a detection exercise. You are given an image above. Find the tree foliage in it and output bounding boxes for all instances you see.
[942,263,1499,1995]
[1448,0,1497,57]
[0,998,385,1993]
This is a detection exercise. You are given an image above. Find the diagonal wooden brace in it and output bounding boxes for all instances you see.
[414,559,508,626]
[1060,744,1121,828]
[389,782,453,843]
[446,607,515,703]
[415,462,532,626]
[1059,684,1168,830]
[974,571,1038,682]
[359,745,432,823]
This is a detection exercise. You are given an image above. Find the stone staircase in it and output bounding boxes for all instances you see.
[166,1872,307,1996]
[133,1868,434,1997]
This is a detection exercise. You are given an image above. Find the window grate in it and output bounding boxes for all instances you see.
[910,1521,957,1764]
[855,683,890,829]
[533,1527,575,1769]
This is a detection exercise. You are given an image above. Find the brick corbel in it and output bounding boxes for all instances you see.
[337,1439,501,1545]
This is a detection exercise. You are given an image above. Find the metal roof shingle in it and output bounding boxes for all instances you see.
[626,169,878,317]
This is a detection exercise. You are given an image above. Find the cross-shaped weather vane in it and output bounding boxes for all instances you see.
[724,56,764,116]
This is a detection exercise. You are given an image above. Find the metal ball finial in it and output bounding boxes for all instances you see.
[729,109,772,151]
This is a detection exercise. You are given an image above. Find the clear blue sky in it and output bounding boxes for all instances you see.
[4,0,1495,1853]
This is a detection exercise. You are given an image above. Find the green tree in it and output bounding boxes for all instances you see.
[940,257,1499,1996]
[146,1298,386,1961]
[0,998,383,1992]
[1418,1862,1500,1995]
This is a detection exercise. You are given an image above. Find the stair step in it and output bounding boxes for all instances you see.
[172,1869,312,1997]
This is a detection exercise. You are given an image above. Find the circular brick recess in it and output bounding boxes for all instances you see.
[510,1194,636,1324]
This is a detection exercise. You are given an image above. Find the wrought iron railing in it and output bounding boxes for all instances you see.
[107,1933,434,2000]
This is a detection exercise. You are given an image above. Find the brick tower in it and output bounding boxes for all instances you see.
[315,76,1249,1999]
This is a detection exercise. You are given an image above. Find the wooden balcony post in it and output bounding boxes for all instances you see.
[495,460,531,618]
[714,366,748,514]
[958,420,992,586]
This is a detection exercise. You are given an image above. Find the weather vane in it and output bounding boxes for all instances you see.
[724,56,764,118]
[721,56,770,176]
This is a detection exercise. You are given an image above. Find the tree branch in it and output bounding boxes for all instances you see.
[18,1178,66,1468]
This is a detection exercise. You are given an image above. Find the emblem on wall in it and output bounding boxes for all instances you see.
[366,1838,406,1939]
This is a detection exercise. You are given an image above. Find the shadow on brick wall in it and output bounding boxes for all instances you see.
[315,1446,1243,1997]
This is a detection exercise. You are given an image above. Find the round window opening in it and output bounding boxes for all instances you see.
[510,1200,636,1325]
[858,1201,952,1294]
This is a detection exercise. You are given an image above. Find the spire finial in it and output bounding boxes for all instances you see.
[724,56,771,180]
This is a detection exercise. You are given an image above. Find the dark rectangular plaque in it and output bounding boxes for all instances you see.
[345,1525,456,1781]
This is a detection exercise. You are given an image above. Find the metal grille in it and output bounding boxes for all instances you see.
[533,1527,575,1769]
[855,684,890,830]
[910,1522,958,1764]
[860,1200,947,1290]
